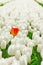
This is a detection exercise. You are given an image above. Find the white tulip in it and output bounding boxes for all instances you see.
[37,44,43,52]
[26,52,31,63]
[15,50,21,60]
[1,40,7,49]
[12,60,20,65]
[19,55,27,65]
[0,58,8,65]
[6,57,16,65]
[41,61,43,65]
[8,45,16,56]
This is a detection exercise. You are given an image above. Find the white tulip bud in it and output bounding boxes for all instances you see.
[37,44,43,52]
[0,59,8,65]
[26,52,31,63]
[1,40,7,49]
[20,55,27,65]
[12,60,20,65]
[15,50,21,60]
[8,45,16,56]
[6,57,16,65]
[41,61,43,65]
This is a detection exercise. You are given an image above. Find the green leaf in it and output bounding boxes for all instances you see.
[28,46,42,65]
[2,49,9,58]
[6,41,11,49]
[0,3,4,6]
[1,41,11,58]
[27,32,33,39]
[35,0,43,7]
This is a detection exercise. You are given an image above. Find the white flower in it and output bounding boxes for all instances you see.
[15,50,21,60]
[11,37,19,45]
[3,32,13,43]
[0,0,43,64]
[41,61,43,65]
[15,44,21,50]
[21,30,28,36]
[37,44,43,52]
[0,0,12,3]
[0,20,5,27]
[0,36,3,43]
[8,45,16,56]
[1,40,7,49]
[21,46,32,55]
[20,45,26,54]
[16,31,24,38]
[19,55,27,65]
[0,58,8,65]
[33,32,42,45]
[12,60,20,65]
[6,57,16,65]
[27,39,34,48]
[25,52,31,63]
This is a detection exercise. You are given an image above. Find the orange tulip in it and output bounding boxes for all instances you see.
[10,27,19,36]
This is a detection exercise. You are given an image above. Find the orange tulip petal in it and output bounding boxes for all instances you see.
[10,28,19,36]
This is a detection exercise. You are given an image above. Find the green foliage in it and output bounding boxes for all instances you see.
[6,41,11,49]
[35,0,43,7]
[27,32,42,65]
[0,3,4,6]
[27,32,33,39]
[2,49,9,58]
[28,46,42,65]
[1,41,11,58]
